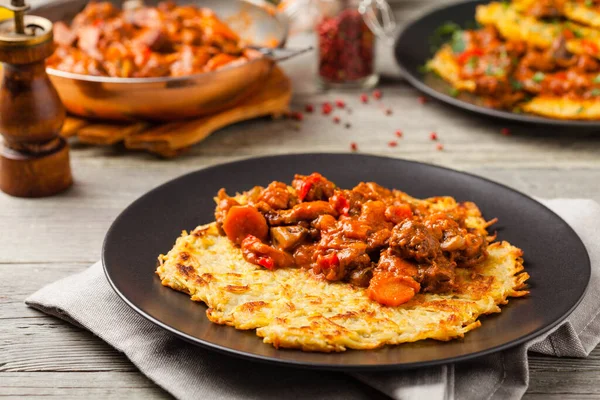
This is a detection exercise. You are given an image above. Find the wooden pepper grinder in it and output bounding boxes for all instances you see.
[0,0,72,197]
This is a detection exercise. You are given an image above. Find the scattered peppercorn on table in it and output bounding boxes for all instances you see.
[1,0,600,398]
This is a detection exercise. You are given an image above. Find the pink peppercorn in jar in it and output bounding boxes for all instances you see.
[315,0,395,89]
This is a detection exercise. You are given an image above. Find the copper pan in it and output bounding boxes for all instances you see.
[33,0,291,121]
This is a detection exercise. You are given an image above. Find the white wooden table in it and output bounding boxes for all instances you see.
[1,1,600,398]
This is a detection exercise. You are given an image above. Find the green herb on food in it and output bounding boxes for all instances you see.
[418,64,432,74]
[594,74,600,83]
[585,0,593,7]
[450,30,466,54]
[429,22,461,53]
[510,78,523,90]
[577,106,585,114]
[591,88,600,96]
[449,87,460,97]
[532,72,546,83]
[467,56,479,69]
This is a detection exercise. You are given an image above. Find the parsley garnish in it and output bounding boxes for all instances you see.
[591,88,600,96]
[532,72,546,83]
[449,88,460,97]
[576,106,585,114]
[585,0,593,7]
[418,64,432,74]
[467,56,479,69]
[594,74,600,84]
[485,65,505,77]
[450,31,466,54]
[429,22,461,53]
[510,78,523,90]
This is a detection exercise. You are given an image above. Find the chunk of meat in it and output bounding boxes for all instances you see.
[358,200,389,229]
[222,205,268,245]
[241,235,294,269]
[77,26,102,59]
[313,246,371,281]
[417,257,456,293]
[346,266,374,287]
[169,45,212,76]
[293,243,317,268]
[267,201,337,225]
[389,220,440,262]
[385,204,413,225]
[351,182,393,201]
[453,232,488,267]
[258,181,297,210]
[292,173,335,202]
[54,22,77,47]
[133,28,173,52]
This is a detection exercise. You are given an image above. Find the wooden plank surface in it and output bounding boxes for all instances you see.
[2,0,600,398]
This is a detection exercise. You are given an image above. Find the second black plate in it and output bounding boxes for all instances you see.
[394,0,600,128]
[103,153,590,370]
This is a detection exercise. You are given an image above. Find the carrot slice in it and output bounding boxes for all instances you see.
[222,205,268,245]
[367,273,420,307]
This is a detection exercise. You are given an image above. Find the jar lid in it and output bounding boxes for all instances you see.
[359,0,396,43]
[0,15,53,48]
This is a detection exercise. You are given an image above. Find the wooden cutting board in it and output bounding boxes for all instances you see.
[59,66,292,158]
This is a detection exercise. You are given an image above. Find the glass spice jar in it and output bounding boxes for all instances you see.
[315,0,394,89]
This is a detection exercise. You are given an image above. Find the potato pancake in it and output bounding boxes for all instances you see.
[476,2,600,58]
[157,182,529,352]
[512,0,600,29]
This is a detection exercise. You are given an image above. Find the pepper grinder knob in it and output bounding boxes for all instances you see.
[0,2,73,197]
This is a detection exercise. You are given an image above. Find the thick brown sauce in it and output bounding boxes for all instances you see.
[215,173,494,306]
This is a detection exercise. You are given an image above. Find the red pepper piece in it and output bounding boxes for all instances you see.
[331,193,350,216]
[429,132,438,141]
[582,40,599,55]
[436,143,444,151]
[388,140,398,147]
[418,96,428,104]
[298,173,322,201]
[305,104,314,113]
[456,48,484,64]
[350,142,358,151]
[501,128,511,136]
[318,252,339,269]
[562,29,575,40]
[394,204,413,220]
[373,89,382,99]
[395,130,403,138]
[291,112,303,121]
[360,93,369,103]
[335,100,345,108]
[257,256,275,270]
[322,102,333,115]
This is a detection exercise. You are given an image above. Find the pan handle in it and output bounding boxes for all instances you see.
[248,45,313,62]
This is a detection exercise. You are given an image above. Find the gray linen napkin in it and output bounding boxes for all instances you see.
[26,199,600,400]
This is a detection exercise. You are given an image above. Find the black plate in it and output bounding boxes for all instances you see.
[103,154,590,370]
[394,0,600,128]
